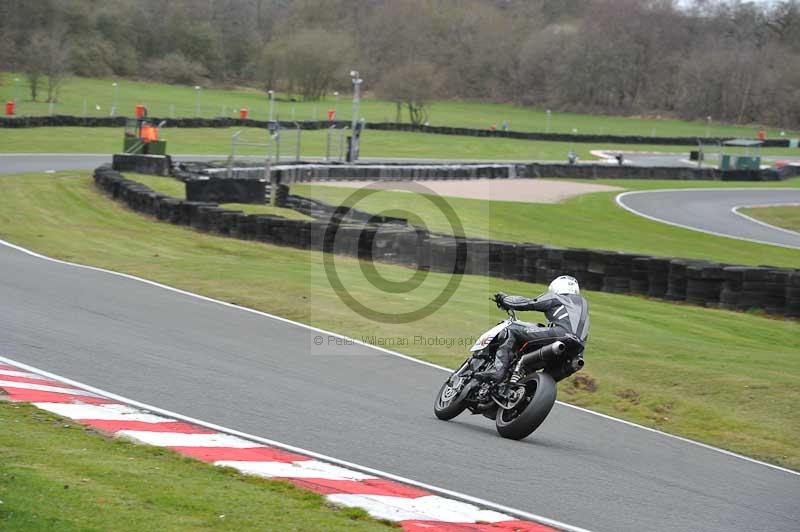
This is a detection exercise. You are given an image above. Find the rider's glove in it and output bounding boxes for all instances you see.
[493,292,508,309]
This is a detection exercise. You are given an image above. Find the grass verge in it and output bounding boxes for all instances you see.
[0,401,391,532]
[2,72,797,138]
[2,127,799,161]
[0,172,798,470]
[293,179,800,268]
[738,206,800,233]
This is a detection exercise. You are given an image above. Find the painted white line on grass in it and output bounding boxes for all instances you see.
[731,204,800,237]
[1,237,798,479]
[0,354,595,532]
[616,188,800,250]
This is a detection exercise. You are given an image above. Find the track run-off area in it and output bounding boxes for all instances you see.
[0,239,798,532]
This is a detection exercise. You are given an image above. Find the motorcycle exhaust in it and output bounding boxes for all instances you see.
[519,341,566,370]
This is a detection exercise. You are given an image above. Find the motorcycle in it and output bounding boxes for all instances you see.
[434,305,585,440]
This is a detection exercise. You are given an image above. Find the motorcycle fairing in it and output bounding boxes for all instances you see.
[469,319,512,352]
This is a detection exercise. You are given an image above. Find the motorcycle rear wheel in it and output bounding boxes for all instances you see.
[495,372,556,440]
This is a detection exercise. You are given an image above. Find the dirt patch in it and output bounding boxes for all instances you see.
[309,178,623,204]
[615,388,641,404]
[571,374,598,393]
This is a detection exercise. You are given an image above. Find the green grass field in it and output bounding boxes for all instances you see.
[293,179,800,268]
[2,127,799,163]
[1,172,798,470]
[739,206,800,233]
[0,401,390,532]
[2,73,798,138]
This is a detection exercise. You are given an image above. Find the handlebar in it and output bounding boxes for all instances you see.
[488,296,516,320]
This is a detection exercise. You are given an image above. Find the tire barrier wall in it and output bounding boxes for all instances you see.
[112,153,172,176]
[197,161,794,182]
[3,115,792,148]
[93,165,799,318]
[185,178,266,204]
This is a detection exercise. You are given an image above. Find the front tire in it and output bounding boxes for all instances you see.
[434,366,473,420]
[495,372,556,440]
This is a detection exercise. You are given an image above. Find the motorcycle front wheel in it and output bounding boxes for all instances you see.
[433,363,474,420]
[495,372,556,440]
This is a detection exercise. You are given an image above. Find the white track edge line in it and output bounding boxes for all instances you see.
[615,188,800,250]
[731,204,800,237]
[1,236,797,477]
[0,354,592,532]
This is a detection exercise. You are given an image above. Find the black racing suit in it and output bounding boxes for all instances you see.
[481,291,590,383]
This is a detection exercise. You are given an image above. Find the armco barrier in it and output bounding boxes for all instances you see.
[94,165,798,318]
[4,114,793,148]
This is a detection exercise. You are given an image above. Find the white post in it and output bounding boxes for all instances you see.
[296,124,301,161]
[333,91,339,119]
[546,109,551,133]
[268,90,275,122]
[111,82,118,117]
[194,86,201,117]
[349,71,362,162]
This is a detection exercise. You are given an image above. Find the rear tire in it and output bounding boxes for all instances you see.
[495,372,556,440]
[434,367,473,420]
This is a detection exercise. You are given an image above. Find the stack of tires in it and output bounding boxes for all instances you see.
[685,262,726,307]
[786,272,800,318]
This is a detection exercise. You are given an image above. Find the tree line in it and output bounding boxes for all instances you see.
[1,0,798,128]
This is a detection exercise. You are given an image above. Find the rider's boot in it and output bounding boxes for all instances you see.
[475,345,513,384]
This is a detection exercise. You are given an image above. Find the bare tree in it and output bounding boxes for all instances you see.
[20,32,49,101]
[276,29,353,101]
[43,29,71,102]
[377,62,441,125]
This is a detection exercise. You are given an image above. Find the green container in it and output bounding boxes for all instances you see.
[146,140,167,155]
[123,136,144,154]
[720,154,731,170]
[735,156,760,170]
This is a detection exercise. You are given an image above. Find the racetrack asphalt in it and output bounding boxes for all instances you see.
[617,188,800,249]
[1,242,798,532]
[0,154,239,174]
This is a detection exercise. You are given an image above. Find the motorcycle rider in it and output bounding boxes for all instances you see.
[476,275,590,384]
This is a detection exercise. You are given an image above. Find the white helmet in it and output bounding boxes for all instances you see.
[549,275,580,295]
